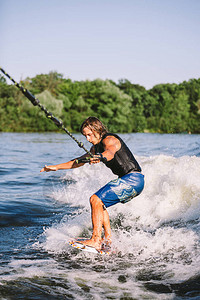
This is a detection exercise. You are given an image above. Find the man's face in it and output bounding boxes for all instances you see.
[82,127,101,145]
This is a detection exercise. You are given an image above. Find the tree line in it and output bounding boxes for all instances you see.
[0,72,200,133]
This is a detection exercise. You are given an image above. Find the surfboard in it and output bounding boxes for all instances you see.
[69,239,111,255]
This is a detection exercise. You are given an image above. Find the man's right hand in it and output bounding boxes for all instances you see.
[40,165,57,172]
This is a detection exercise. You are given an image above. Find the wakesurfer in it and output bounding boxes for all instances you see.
[40,117,144,250]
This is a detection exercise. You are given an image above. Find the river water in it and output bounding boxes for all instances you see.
[0,132,200,299]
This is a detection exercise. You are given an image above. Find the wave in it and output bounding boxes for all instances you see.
[45,154,200,227]
[1,151,199,298]
[39,155,200,284]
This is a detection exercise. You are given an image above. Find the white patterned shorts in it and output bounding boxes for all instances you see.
[95,172,144,208]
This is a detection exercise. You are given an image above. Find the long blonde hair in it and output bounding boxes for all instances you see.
[80,117,108,138]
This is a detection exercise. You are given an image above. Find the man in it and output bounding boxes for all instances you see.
[40,117,144,250]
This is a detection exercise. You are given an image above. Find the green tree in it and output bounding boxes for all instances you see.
[1,71,200,133]
[27,71,63,95]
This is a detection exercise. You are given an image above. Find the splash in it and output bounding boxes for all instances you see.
[40,155,200,287]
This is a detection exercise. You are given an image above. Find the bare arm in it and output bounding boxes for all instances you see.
[88,136,121,165]
[40,136,120,172]
[101,136,121,161]
[40,148,95,173]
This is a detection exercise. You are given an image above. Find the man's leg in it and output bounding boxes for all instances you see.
[81,194,104,250]
[102,209,112,245]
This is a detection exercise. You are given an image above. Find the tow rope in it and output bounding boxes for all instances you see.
[0,67,93,158]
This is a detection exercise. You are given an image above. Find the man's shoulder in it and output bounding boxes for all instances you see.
[102,134,121,148]
[102,132,119,140]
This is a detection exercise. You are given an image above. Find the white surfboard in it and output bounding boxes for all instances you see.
[69,239,111,255]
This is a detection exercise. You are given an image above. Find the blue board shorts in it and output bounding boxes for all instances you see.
[95,172,144,208]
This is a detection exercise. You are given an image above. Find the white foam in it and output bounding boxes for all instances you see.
[40,155,200,282]
[48,155,200,226]
[2,258,56,281]
[113,155,200,229]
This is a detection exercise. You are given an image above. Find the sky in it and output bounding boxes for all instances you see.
[0,0,200,89]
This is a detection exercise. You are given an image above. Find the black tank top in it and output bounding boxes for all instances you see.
[94,133,141,177]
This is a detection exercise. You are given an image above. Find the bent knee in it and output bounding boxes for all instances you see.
[90,194,102,206]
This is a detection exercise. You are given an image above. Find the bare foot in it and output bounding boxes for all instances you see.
[79,239,101,250]
[101,237,112,248]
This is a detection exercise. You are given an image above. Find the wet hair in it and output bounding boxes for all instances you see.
[80,117,108,138]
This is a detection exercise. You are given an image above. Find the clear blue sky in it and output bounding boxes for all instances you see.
[0,0,200,89]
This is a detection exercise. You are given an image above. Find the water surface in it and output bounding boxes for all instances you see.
[0,132,200,299]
